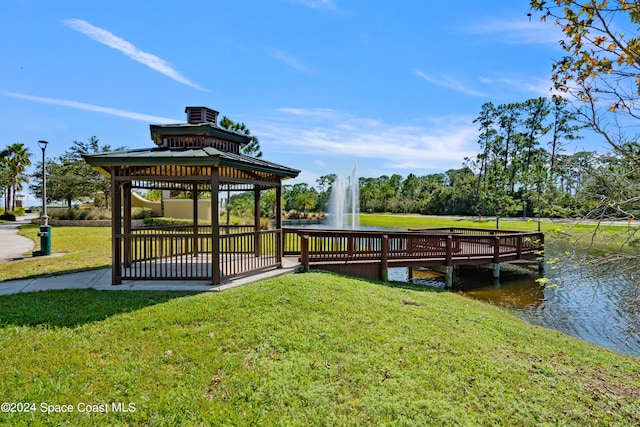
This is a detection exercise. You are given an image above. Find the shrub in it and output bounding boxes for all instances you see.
[86,208,111,220]
[11,207,25,216]
[0,212,16,221]
[132,207,154,219]
[287,209,300,219]
[260,217,272,230]
[143,217,197,227]
[49,208,80,220]
[48,207,111,221]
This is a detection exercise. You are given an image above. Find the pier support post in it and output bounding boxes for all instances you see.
[489,262,500,279]
[380,235,389,281]
[538,259,545,274]
[444,266,454,288]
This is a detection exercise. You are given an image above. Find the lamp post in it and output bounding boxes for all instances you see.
[34,140,52,256]
[38,140,49,227]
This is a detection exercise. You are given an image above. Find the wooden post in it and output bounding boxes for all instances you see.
[516,235,522,258]
[490,263,500,279]
[192,183,198,258]
[347,235,354,258]
[276,184,283,266]
[254,186,261,258]
[444,266,453,288]
[211,168,220,284]
[111,167,122,285]
[301,235,309,272]
[380,234,389,281]
[445,235,453,266]
[492,235,501,282]
[538,232,545,273]
[123,181,132,269]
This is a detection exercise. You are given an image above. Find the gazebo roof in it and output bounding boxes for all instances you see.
[149,123,252,147]
[83,146,300,179]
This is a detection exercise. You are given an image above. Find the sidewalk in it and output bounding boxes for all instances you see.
[0,215,301,295]
[0,213,38,262]
[0,258,302,296]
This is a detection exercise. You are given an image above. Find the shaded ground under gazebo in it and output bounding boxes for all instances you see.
[84,106,299,285]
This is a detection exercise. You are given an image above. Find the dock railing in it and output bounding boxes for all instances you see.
[283,227,544,274]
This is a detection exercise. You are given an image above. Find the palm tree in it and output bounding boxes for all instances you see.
[4,143,32,211]
[0,148,10,212]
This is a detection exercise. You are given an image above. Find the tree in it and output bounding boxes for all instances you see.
[472,102,498,212]
[30,137,123,208]
[0,159,10,212]
[220,116,263,158]
[315,174,337,212]
[2,143,31,211]
[530,1,640,223]
[530,1,640,167]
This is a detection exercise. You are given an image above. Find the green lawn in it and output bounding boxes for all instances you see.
[0,225,112,282]
[0,272,638,426]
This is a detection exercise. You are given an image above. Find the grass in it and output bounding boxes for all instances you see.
[1,216,639,424]
[0,272,638,426]
[0,225,112,282]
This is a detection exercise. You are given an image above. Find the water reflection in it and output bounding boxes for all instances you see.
[390,242,640,358]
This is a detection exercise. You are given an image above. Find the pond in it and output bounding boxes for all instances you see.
[390,240,640,358]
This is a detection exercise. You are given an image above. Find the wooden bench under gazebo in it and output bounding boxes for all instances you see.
[84,106,300,285]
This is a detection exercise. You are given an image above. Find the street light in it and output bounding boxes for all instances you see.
[38,140,49,227]
[33,140,52,257]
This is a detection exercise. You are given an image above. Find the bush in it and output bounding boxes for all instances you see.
[132,207,154,219]
[86,208,111,220]
[48,207,111,221]
[0,212,16,221]
[11,207,25,217]
[260,217,272,230]
[143,217,197,227]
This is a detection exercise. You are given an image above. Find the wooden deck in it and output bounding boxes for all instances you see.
[283,227,544,283]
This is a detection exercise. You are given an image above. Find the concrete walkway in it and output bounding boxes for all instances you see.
[0,259,302,296]
[0,215,302,295]
[0,213,38,262]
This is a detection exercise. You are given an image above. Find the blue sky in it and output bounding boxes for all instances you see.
[1,0,596,195]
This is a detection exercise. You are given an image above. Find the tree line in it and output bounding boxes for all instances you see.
[283,96,636,220]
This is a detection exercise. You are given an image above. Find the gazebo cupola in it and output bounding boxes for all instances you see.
[83,106,300,286]
[150,106,248,153]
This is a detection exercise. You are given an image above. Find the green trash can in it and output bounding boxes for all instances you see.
[38,225,51,256]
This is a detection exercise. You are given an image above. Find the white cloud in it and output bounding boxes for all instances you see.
[466,17,563,45]
[62,18,207,91]
[4,91,180,123]
[253,108,477,171]
[413,69,487,97]
[478,74,564,98]
[290,0,336,11]
[268,49,312,73]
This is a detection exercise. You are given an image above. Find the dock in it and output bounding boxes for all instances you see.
[283,227,544,286]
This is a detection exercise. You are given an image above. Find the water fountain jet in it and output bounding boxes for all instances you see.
[328,165,359,229]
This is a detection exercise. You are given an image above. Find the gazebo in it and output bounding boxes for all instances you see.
[84,106,300,285]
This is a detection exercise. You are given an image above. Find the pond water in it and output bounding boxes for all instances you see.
[390,240,640,358]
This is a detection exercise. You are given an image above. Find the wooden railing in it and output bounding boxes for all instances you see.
[220,229,280,279]
[116,226,281,282]
[284,228,544,273]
